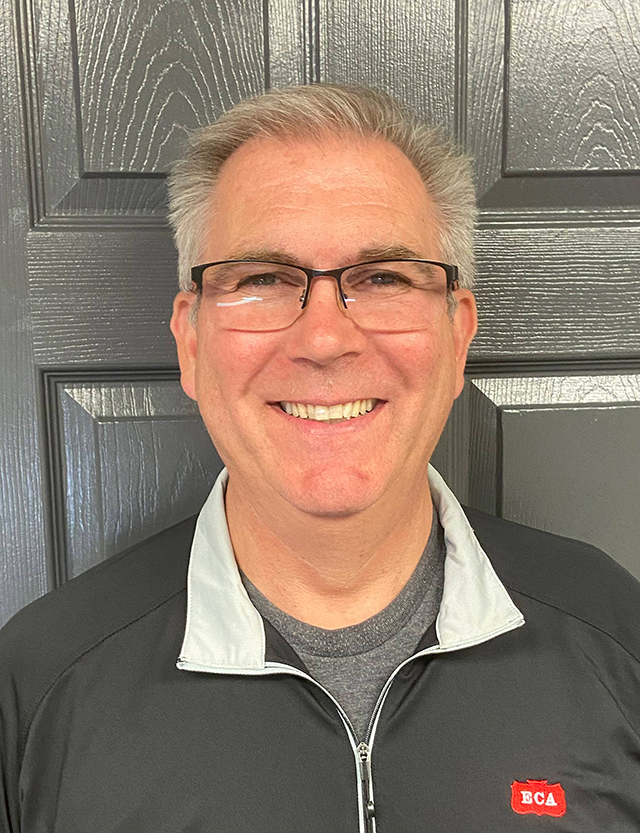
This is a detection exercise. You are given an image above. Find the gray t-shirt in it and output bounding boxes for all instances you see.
[241,508,445,740]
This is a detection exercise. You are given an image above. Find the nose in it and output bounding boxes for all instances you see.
[284,275,367,365]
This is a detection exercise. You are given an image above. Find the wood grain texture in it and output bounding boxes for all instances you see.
[506,0,640,172]
[479,171,640,213]
[28,0,268,217]
[32,0,80,214]
[51,177,168,218]
[466,0,504,197]
[58,387,103,578]
[6,0,640,629]
[471,226,640,358]
[268,0,307,87]
[59,380,221,578]
[27,223,640,366]
[28,229,178,365]
[64,382,202,419]
[392,371,640,570]
[473,373,640,405]
[74,0,265,173]
[0,0,49,626]
[318,0,457,131]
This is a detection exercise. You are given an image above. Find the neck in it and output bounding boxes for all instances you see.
[224,471,433,628]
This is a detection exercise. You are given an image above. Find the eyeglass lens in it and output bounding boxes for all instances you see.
[199,261,450,332]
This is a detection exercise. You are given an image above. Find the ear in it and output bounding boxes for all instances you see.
[170,291,199,401]
[451,289,478,399]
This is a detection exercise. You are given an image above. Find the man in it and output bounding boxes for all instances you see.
[1,85,639,833]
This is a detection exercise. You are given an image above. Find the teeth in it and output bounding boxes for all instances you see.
[279,398,378,422]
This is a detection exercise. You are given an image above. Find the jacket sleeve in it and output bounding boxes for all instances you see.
[0,611,31,833]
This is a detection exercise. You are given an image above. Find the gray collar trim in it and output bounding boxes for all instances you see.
[177,467,525,674]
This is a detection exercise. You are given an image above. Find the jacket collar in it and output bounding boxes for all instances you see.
[177,467,524,674]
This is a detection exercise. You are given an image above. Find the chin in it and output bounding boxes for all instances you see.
[279,469,383,518]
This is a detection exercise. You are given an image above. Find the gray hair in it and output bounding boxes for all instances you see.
[168,84,476,295]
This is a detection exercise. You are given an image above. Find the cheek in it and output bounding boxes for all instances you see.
[194,329,279,406]
[385,328,453,390]
[192,330,274,462]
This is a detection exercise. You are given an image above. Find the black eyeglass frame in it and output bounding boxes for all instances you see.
[190,258,459,309]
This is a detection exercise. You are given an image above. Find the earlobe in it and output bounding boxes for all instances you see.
[170,291,198,401]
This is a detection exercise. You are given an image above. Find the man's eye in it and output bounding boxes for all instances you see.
[350,270,411,289]
[237,272,281,288]
[236,271,305,290]
[368,271,407,285]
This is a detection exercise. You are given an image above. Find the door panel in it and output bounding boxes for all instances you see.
[467,374,640,580]
[467,0,640,216]
[473,227,640,359]
[31,0,267,223]
[73,0,265,174]
[27,230,178,365]
[55,378,221,581]
[1,0,639,625]
[500,402,640,580]
[506,0,640,172]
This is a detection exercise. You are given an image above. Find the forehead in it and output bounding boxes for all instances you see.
[204,133,441,263]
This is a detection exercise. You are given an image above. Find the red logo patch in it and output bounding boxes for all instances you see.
[511,780,566,817]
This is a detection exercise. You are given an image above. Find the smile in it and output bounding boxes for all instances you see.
[279,399,378,424]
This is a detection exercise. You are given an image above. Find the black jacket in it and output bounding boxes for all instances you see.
[1,502,640,833]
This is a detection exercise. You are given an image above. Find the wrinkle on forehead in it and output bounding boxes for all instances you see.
[204,133,442,265]
[216,133,428,199]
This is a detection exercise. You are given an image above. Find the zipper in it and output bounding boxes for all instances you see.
[353,645,451,829]
[357,741,376,833]
[182,621,524,831]
[263,663,372,833]
[363,645,439,749]
[227,654,442,832]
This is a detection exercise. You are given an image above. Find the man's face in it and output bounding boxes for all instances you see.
[171,134,476,517]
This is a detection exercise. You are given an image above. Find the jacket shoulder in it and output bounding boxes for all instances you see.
[464,507,640,661]
[0,515,196,729]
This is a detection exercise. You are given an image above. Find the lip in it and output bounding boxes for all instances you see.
[268,399,386,431]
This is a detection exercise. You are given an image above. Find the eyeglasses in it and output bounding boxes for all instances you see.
[190,259,459,332]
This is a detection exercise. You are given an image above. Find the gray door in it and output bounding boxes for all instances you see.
[1,0,639,625]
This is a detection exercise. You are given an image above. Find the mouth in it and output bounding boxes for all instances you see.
[277,398,381,424]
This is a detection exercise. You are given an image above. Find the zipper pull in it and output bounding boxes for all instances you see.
[357,742,376,832]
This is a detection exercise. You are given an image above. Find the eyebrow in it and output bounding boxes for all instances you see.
[356,244,424,261]
[227,247,305,266]
[225,244,425,266]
